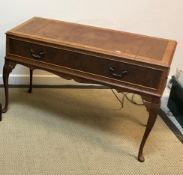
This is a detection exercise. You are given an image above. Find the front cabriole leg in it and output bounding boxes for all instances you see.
[2,59,16,113]
[138,97,160,162]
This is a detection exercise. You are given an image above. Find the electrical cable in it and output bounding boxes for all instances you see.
[111,89,144,107]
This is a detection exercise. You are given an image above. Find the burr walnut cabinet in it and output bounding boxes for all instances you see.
[2,17,177,162]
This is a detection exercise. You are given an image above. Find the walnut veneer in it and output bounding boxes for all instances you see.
[2,17,177,162]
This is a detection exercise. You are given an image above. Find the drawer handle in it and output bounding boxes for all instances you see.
[109,66,128,79]
[30,49,45,59]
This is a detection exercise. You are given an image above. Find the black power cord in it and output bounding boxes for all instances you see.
[111,89,144,108]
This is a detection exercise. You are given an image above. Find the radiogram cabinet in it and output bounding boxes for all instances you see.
[2,17,177,161]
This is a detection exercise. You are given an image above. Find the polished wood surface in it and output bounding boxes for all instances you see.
[9,38,162,89]
[3,17,177,162]
[8,17,175,67]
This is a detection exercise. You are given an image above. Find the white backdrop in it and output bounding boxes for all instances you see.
[0,0,182,84]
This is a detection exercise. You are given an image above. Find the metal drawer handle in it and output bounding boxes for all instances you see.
[109,66,128,79]
[30,49,45,59]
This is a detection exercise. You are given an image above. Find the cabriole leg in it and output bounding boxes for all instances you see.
[2,59,16,113]
[0,103,2,121]
[28,68,33,93]
[138,98,160,162]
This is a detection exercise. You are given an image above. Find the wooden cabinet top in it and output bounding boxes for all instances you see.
[7,17,177,67]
